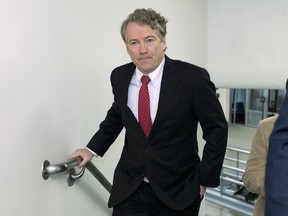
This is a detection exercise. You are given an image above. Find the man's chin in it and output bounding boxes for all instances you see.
[139,67,154,74]
[137,63,154,73]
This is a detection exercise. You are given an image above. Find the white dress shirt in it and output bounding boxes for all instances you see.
[127,59,164,123]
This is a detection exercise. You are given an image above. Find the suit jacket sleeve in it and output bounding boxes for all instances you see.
[194,69,228,187]
[243,120,268,196]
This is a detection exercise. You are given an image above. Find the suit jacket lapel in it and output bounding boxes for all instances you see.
[150,57,178,138]
[117,64,144,135]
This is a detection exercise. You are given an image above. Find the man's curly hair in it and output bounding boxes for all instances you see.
[120,8,168,42]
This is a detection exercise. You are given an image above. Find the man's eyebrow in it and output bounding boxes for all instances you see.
[145,36,156,39]
[127,36,156,43]
[127,39,139,43]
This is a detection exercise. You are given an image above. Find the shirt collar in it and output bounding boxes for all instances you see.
[135,58,165,87]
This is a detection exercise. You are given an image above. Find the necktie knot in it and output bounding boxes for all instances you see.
[141,76,150,85]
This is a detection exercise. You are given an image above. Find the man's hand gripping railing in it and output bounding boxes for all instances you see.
[41,157,112,193]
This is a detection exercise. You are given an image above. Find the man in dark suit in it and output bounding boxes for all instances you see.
[265,81,288,216]
[71,8,228,215]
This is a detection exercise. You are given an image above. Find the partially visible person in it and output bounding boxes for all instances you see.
[243,80,288,216]
[265,79,288,216]
[242,116,277,216]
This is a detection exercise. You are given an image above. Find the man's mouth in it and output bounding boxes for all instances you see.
[139,57,151,61]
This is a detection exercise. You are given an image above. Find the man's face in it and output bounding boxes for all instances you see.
[125,22,166,74]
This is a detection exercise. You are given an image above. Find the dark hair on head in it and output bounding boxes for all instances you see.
[286,78,288,90]
[120,8,168,42]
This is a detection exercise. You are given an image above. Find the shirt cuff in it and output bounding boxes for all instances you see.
[86,147,98,157]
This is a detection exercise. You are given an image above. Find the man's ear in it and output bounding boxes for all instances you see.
[162,37,167,51]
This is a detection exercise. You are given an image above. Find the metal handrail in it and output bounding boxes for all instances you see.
[221,176,244,186]
[85,161,112,193]
[41,157,112,193]
[222,164,245,173]
[226,146,250,155]
[206,146,254,215]
[42,157,82,176]
[225,156,247,165]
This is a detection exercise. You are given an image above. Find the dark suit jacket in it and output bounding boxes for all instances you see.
[265,92,288,216]
[87,56,228,210]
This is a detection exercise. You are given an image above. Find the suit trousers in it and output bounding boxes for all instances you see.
[112,181,202,216]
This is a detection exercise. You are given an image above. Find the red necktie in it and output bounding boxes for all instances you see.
[138,75,152,138]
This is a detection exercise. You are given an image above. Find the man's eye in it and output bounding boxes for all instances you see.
[146,38,155,44]
[130,41,139,46]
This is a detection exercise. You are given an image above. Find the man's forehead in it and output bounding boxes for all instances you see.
[126,24,158,39]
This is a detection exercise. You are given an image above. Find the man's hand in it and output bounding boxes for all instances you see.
[200,185,207,199]
[70,148,94,167]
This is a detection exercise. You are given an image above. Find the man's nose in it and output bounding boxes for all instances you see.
[139,42,148,53]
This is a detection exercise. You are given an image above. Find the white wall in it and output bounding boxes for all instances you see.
[207,0,288,89]
[2,0,286,215]
[0,0,207,215]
